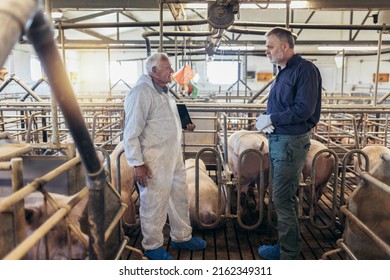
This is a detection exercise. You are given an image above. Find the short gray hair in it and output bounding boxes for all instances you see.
[145,53,169,74]
[265,27,298,48]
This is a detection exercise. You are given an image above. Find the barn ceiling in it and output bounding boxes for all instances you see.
[40,0,390,57]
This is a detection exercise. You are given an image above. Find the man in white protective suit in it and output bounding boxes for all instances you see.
[123,52,207,260]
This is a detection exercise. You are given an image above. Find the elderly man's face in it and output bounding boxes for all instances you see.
[152,58,173,86]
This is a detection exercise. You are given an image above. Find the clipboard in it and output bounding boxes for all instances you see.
[176,104,193,129]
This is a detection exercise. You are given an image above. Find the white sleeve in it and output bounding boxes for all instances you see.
[123,85,152,166]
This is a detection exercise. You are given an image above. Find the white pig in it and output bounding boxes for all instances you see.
[227,130,269,222]
[185,158,226,229]
[109,141,138,230]
[301,139,335,212]
[24,192,89,260]
[344,153,390,259]
[354,145,390,178]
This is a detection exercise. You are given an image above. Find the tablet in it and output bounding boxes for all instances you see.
[176,104,193,129]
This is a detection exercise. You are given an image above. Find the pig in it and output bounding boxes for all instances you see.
[0,132,17,143]
[24,192,89,260]
[109,141,138,232]
[301,139,335,213]
[343,153,390,259]
[227,130,269,223]
[353,145,390,179]
[185,158,226,229]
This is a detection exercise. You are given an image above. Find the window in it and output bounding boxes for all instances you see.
[30,56,43,81]
[109,60,138,86]
[207,61,238,85]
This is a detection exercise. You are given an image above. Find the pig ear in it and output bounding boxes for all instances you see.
[70,194,88,220]
[258,141,265,152]
[25,206,43,228]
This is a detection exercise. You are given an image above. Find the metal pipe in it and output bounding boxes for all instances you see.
[26,10,106,259]
[11,158,26,251]
[4,100,390,114]
[233,21,390,31]
[92,112,103,141]
[341,205,390,257]
[159,1,164,52]
[359,171,390,196]
[0,74,43,102]
[0,156,81,213]
[339,149,368,225]
[194,147,224,229]
[377,91,390,104]
[3,188,88,260]
[104,203,127,242]
[54,19,208,29]
[226,26,266,35]
[340,49,345,96]
[236,147,265,230]
[54,19,209,30]
[307,149,339,230]
[248,78,274,103]
[52,17,390,32]
[0,0,39,67]
[26,111,45,143]
[374,29,383,106]
[107,47,112,95]
[142,30,218,57]
[285,0,290,29]
[50,95,60,145]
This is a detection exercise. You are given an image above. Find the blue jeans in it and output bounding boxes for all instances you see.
[268,132,311,260]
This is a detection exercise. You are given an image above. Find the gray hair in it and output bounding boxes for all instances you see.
[265,27,298,48]
[145,53,169,75]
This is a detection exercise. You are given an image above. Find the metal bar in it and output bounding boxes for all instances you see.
[307,149,339,230]
[0,156,81,213]
[194,147,224,229]
[341,205,390,257]
[27,10,106,259]
[11,158,26,251]
[236,148,265,230]
[55,19,209,29]
[3,188,88,260]
[374,30,383,106]
[248,78,274,103]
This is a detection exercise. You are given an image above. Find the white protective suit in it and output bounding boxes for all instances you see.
[124,74,192,251]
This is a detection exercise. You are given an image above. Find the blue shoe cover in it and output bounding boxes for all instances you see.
[144,246,173,260]
[258,244,280,260]
[171,237,207,251]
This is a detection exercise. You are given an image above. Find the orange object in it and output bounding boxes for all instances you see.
[172,64,195,85]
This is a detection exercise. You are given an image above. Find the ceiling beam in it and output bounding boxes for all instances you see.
[47,39,390,47]
[308,0,390,10]
[52,0,160,9]
[52,0,390,10]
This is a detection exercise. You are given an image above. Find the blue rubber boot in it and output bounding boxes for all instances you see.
[258,244,280,260]
[144,246,173,260]
[171,237,207,251]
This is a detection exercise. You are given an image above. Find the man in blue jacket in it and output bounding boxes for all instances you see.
[256,27,322,260]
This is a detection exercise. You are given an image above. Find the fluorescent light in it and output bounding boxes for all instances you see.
[219,45,255,51]
[290,1,309,9]
[242,1,308,9]
[318,46,378,51]
[51,11,63,19]
[184,1,308,10]
[183,4,207,9]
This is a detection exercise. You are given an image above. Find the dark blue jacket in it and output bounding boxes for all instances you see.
[267,54,322,135]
